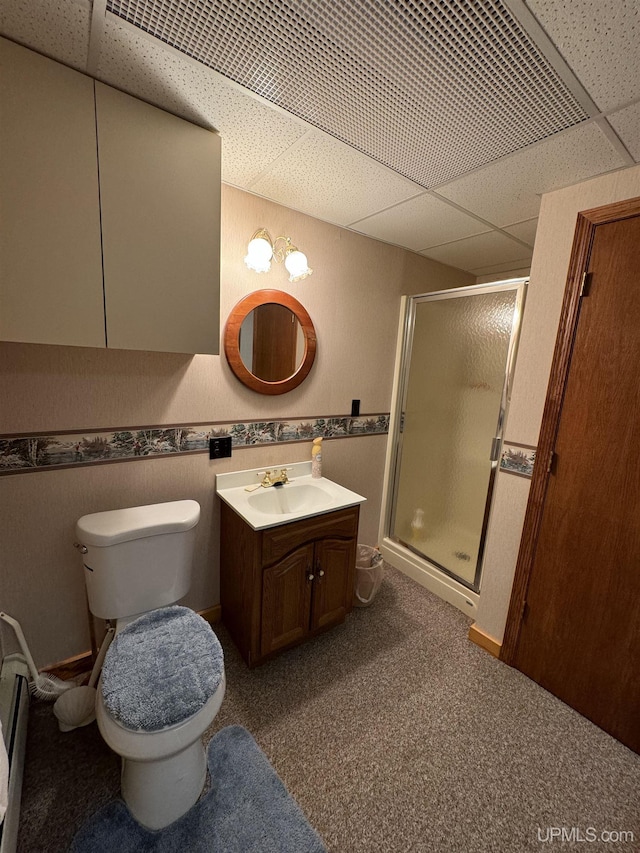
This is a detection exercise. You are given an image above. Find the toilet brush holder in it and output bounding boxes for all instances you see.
[53,626,114,732]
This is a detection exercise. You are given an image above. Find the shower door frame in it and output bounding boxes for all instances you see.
[379,279,527,616]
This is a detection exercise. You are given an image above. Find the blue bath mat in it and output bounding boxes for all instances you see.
[70,726,326,853]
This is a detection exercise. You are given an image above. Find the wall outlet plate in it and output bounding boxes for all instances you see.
[209,436,232,459]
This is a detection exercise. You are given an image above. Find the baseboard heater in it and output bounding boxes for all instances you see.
[0,655,29,853]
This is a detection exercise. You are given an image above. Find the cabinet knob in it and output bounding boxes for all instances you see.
[307,572,315,582]
[317,569,325,578]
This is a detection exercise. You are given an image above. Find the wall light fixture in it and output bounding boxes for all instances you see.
[244,228,313,282]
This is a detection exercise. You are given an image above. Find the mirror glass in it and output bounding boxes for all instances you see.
[239,303,305,381]
[224,290,317,395]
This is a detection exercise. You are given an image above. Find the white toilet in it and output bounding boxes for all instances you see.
[75,500,226,830]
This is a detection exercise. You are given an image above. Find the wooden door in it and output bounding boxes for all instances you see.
[261,543,314,656]
[310,538,355,631]
[502,201,640,754]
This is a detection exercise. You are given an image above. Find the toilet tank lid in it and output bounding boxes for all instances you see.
[76,500,200,547]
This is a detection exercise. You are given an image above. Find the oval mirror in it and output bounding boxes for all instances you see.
[224,290,317,394]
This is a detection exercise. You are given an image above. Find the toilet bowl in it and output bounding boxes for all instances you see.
[75,501,226,830]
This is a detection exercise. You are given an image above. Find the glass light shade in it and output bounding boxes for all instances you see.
[285,250,312,282]
[244,237,273,273]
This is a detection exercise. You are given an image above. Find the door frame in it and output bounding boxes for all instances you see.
[501,196,640,664]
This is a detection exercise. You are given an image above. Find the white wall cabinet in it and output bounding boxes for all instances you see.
[0,37,105,348]
[0,37,221,354]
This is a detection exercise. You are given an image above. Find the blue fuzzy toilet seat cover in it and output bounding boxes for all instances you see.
[101,605,224,732]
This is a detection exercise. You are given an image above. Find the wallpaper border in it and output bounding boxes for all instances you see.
[499,442,536,479]
[0,414,390,476]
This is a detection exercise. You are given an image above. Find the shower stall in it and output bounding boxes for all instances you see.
[379,279,526,616]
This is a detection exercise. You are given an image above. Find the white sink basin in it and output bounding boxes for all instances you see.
[247,481,335,516]
[216,461,366,530]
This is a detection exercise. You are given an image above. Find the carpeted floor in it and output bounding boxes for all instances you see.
[69,726,326,852]
[17,567,640,852]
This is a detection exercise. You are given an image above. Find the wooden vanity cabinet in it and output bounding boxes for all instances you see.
[220,503,359,667]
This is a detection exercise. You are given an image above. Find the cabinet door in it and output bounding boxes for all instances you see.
[95,83,221,354]
[310,538,355,632]
[261,543,314,657]
[0,38,105,347]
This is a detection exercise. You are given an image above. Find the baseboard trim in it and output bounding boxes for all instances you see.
[199,604,222,625]
[42,604,223,680]
[42,650,93,682]
[468,623,502,658]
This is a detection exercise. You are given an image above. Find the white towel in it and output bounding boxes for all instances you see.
[0,718,8,824]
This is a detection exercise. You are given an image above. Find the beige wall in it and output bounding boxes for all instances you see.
[477,164,640,642]
[0,184,472,667]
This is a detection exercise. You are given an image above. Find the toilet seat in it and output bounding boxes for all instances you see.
[98,605,225,761]
[96,672,226,761]
[101,605,224,732]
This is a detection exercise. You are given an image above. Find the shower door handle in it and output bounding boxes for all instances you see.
[490,437,501,462]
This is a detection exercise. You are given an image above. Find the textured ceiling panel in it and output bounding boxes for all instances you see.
[607,104,640,162]
[503,218,538,246]
[249,131,421,225]
[421,230,532,270]
[106,0,589,188]
[0,0,90,70]
[351,193,489,251]
[527,0,640,112]
[98,18,308,187]
[471,259,532,277]
[435,122,625,226]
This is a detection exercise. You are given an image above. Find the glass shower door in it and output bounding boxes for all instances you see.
[389,281,525,591]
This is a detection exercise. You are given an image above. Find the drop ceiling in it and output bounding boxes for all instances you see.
[1,0,638,276]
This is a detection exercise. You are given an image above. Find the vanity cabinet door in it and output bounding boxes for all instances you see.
[261,543,314,657]
[95,83,221,354]
[0,38,105,347]
[310,538,356,632]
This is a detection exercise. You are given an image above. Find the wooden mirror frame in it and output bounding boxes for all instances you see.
[224,289,317,395]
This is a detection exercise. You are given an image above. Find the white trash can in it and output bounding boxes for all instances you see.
[353,545,384,608]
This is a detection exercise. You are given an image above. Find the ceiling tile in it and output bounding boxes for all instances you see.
[503,219,539,247]
[98,16,309,188]
[249,132,421,226]
[435,122,625,226]
[420,231,532,273]
[0,0,90,70]
[350,194,489,252]
[607,103,640,161]
[472,262,532,278]
[527,0,640,112]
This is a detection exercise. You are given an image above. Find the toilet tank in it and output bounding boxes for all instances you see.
[75,500,200,620]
